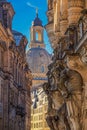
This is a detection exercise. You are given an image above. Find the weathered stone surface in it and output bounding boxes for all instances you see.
[0,1,32,130]
[45,1,87,130]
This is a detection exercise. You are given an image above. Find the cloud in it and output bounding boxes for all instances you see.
[27,2,36,9]
[26,2,41,10]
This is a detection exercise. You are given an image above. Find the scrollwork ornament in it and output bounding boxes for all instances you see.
[80,47,87,64]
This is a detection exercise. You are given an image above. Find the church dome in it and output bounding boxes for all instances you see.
[26,47,51,73]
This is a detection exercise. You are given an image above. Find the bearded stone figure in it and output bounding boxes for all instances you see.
[60,68,83,130]
[43,62,68,130]
[43,82,67,130]
[44,58,83,130]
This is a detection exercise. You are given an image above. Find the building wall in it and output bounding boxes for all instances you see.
[31,87,50,130]
[0,2,32,130]
[45,0,87,130]
[46,0,85,49]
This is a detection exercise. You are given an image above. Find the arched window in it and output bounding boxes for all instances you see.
[35,30,42,42]
[41,66,44,73]
[36,32,38,41]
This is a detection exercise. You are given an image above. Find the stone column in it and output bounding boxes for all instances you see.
[54,0,60,33]
[60,0,68,35]
[85,0,87,9]
[68,0,85,25]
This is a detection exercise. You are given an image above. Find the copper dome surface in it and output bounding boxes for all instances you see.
[26,47,51,73]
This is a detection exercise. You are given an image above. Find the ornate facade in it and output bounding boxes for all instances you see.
[31,87,50,130]
[44,0,87,130]
[0,0,32,130]
[26,12,51,130]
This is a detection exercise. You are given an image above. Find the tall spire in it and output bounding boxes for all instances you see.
[32,8,43,27]
[36,8,38,17]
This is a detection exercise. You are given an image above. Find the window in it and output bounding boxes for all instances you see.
[41,66,44,73]
[0,80,3,102]
[35,30,42,41]
[39,115,43,120]
[36,32,38,41]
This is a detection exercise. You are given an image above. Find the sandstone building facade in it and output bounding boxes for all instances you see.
[0,0,32,130]
[26,12,51,130]
[44,0,87,130]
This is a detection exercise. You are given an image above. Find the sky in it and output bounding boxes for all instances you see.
[8,0,53,54]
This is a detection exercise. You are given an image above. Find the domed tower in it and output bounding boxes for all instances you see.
[26,10,51,88]
[27,12,51,130]
[30,10,45,49]
[27,11,51,130]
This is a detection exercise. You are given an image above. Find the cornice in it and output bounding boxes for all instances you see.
[68,0,85,8]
